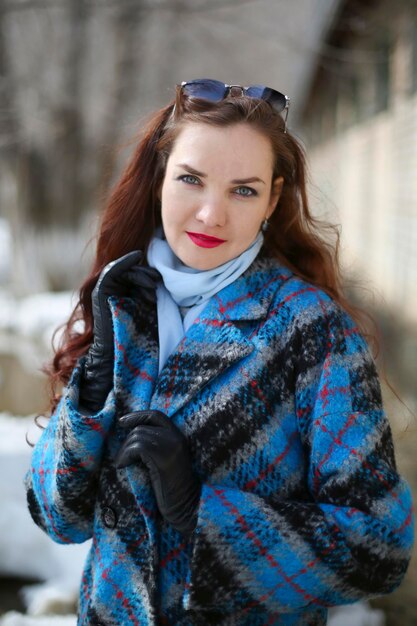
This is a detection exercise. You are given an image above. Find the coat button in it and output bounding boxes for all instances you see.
[102,506,117,529]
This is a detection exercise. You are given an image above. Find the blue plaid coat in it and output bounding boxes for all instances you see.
[25,254,414,625]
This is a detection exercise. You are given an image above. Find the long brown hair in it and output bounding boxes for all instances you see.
[43,91,378,416]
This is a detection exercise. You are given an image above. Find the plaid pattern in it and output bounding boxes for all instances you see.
[25,254,414,625]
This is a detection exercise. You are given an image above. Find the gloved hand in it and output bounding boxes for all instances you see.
[78,251,160,414]
[115,410,201,535]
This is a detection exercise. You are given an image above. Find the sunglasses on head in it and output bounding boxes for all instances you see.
[177,78,290,132]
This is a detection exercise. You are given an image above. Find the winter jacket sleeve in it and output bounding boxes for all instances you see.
[24,357,116,544]
[184,291,414,615]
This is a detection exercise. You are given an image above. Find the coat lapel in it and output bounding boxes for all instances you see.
[149,256,291,417]
[149,308,254,417]
[109,256,292,419]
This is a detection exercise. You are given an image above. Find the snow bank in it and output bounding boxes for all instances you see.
[0,218,12,284]
[328,603,385,625]
[0,413,89,597]
[0,290,78,350]
[0,289,82,379]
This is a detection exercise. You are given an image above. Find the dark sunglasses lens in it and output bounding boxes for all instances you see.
[246,85,287,112]
[182,79,226,102]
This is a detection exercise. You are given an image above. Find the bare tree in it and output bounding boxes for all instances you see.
[97,2,146,196]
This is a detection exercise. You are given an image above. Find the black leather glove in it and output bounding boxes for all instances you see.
[78,251,160,414]
[115,410,201,535]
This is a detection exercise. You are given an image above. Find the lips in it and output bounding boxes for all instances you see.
[186,231,226,248]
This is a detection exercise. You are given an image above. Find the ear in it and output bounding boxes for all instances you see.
[267,176,284,218]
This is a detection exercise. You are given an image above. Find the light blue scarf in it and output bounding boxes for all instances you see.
[147,228,264,373]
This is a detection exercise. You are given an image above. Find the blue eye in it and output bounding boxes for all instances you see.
[177,174,200,185]
[235,186,257,197]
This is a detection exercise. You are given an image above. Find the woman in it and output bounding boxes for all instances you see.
[25,79,414,626]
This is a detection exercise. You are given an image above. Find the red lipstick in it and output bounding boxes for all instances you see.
[186,231,226,248]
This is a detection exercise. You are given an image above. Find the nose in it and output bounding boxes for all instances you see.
[195,196,227,228]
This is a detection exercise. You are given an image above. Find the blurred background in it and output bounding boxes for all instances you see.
[0,0,416,624]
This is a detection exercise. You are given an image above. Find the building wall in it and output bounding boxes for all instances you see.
[302,4,417,331]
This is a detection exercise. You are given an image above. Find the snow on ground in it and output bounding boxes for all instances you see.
[0,218,11,284]
[13,292,77,345]
[0,285,86,619]
[0,413,89,616]
[327,604,385,626]
[0,289,78,354]
[0,289,81,381]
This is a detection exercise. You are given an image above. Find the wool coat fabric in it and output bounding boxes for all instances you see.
[25,253,414,626]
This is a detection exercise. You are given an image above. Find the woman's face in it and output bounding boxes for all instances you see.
[159,122,283,270]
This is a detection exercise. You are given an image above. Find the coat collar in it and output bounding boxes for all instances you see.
[111,255,292,418]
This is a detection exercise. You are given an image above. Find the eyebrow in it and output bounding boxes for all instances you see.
[176,162,266,185]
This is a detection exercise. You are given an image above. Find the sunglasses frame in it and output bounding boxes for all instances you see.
[177,79,291,132]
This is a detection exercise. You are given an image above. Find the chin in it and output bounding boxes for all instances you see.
[177,250,226,271]
[184,257,222,271]
[172,242,226,271]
